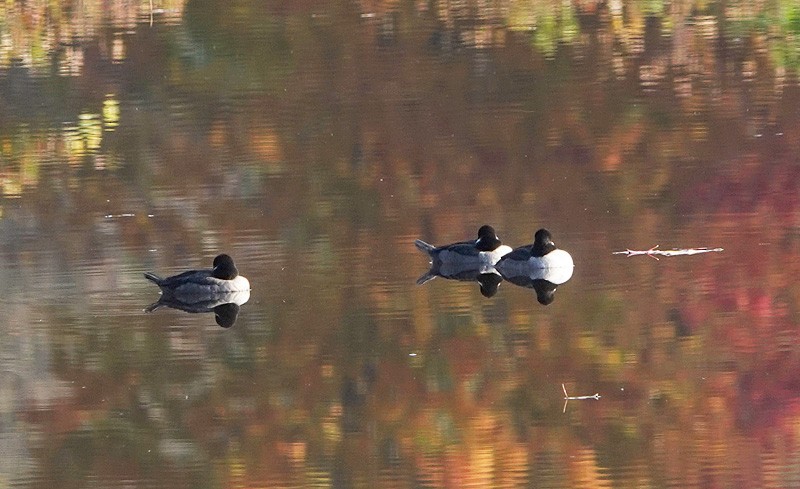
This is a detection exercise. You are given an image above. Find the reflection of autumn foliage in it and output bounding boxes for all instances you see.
[2,1,800,488]
[0,0,186,73]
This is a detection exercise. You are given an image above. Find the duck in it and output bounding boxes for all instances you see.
[414,225,512,285]
[144,254,251,299]
[496,228,574,285]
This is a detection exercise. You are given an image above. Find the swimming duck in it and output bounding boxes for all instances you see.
[144,254,251,298]
[496,228,574,284]
[414,225,512,285]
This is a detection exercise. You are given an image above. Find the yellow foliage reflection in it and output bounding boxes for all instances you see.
[0,0,186,73]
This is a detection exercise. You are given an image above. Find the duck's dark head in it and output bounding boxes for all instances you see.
[212,254,239,280]
[475,225,502,252]
[531,228,557,257]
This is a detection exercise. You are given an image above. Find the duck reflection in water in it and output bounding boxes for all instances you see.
[414,225,511,297]
[495,228,574,305]
[145,290,250,328]
[143,254,251,327]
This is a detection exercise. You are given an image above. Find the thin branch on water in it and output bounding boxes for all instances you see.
[562,383,601,413]
[612,245,723,260]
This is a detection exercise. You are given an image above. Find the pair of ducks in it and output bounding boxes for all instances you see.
[415,225,574,297]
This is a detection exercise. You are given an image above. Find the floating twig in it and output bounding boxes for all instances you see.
[104,213,155,219]
[612,245,723,261]
[562,383,601,413]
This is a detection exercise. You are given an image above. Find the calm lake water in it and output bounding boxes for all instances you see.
[1,1,800,488]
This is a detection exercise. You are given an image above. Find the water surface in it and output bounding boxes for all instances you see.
[1,1,800,488]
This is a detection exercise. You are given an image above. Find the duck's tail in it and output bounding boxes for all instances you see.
[143,272,163,284]
[144,301,163,313]
[416,269,437,286]
[414,239,436,256]
[415,240,439,285]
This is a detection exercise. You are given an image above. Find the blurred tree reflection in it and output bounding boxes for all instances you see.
[1,1,800,488]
